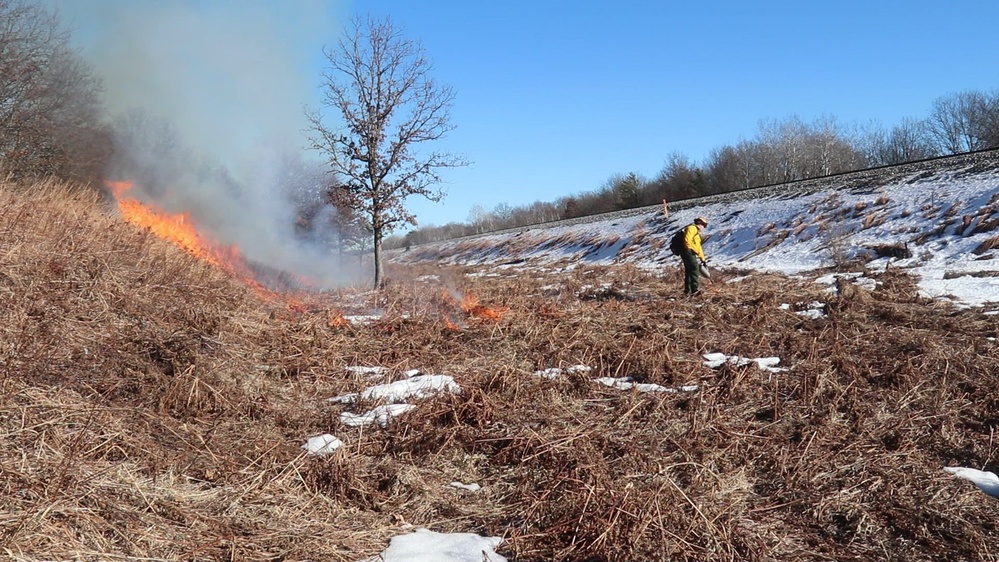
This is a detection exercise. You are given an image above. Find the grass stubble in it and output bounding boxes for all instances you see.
[1,179,998,561]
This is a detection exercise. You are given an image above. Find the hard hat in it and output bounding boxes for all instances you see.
[694,216,708,226]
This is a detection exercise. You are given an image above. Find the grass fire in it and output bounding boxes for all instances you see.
[2,176,999,561]
[107,179,332,314]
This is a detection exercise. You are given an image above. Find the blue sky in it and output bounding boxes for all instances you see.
[350,0,999,227]
[51,0,999,229]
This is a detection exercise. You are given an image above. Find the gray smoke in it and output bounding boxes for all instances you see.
[48,0,362,287]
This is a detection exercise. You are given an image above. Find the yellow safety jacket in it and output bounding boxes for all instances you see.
[683,224,706,262]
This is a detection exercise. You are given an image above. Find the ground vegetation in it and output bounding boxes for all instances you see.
[2,178,998,561]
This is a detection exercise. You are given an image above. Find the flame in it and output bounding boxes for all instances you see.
[439,288,508,325]
[442,316,462,331]
[460,294,509,321]
[329,312,348,327]
[282,293,311,314]
[107,181,355,324]
[106,180,299,306]
[108,181,251,273]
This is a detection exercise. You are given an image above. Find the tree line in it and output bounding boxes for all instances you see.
[0,0,110,185]
[396,92,999,248]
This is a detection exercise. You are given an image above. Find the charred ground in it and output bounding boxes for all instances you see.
[2,180,998,561]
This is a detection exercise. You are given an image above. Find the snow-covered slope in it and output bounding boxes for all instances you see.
[393,150,999,309]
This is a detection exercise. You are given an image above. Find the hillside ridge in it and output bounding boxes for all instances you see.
[394,148,999,309]
[421,149,999,242]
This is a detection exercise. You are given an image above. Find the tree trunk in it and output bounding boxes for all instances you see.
[372,228,384,289]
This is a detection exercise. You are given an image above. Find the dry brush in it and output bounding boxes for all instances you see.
[1,180,998,561]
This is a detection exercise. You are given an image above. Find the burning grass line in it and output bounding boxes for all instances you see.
[11,181,999,560]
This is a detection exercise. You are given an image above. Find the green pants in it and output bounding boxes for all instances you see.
[681,250,701,294]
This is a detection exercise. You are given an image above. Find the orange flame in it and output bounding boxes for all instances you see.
[329,312,348,327]
[439,289,508,324]
[460,294,509,321]
[108,181,251,273]
[106,180,299,306]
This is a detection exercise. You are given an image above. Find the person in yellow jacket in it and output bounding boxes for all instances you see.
[680,216,709,295]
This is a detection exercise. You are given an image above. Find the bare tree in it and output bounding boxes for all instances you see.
[466,204,492,234]
[0,0,109,184]
[735,115,864,188]
[705,141,756,193]
[859,118,938,166]
[307,16,467,288]
[925,90,996,154]
[522,200,560,224]
[109,109,192,191]
[325,187,368,267]
[491,202,514,229]
[978,89,999,149]
[770,115,809,182]
[804,114,864,177]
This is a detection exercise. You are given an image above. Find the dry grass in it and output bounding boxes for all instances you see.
[974,234,999,254]
[3,179,999,561]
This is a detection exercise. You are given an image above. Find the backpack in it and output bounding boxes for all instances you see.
[669,227,686,255]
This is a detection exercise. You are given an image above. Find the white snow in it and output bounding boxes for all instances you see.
[344,315,383,325]
[814,272,879,292]
[362,528,507,562]
[532,365,592,379]
[340,404,417,428]
[327,374,462,428]
[395,163,999,309]
[593,377,699,394]
[331,374,461,404]
[780,301,828,319]
[448,481,482,492]
[943,466,999,499]
[301,433,343,457]
[702,352,789,373]
[346,366,389,378]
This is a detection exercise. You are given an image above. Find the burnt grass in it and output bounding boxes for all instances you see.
[3,181,999,561]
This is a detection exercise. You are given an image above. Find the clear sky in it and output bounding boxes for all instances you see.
[50,0,999,229]
[348,0,999,227]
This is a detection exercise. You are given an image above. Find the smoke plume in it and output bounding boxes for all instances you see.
[49,0,361,286]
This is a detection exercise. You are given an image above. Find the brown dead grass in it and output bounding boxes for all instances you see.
[2,180,999,561]
[974,234,999,254]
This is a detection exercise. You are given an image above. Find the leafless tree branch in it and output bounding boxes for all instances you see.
[307,16,467,287]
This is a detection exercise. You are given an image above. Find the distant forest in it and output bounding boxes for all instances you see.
[399,95,999,247]
[1,1,997,252]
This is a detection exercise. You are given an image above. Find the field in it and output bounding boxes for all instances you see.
[2,179,999,561]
